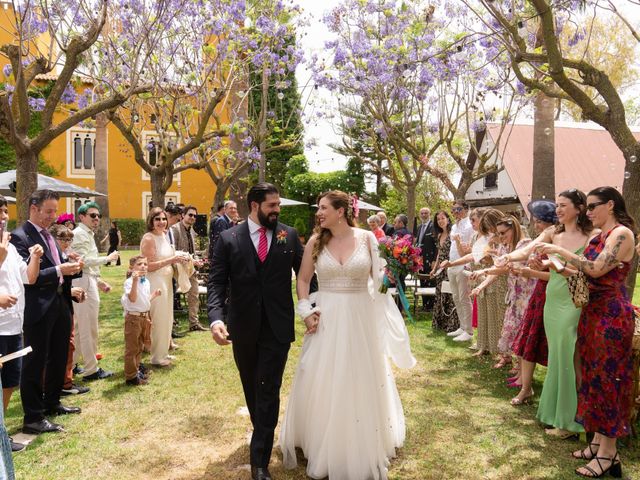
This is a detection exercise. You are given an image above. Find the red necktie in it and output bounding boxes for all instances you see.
[257,227,268,262]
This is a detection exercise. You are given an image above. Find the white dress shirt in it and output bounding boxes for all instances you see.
[121,277,151,313]
[0,243,29,334]
[449,216,474,263]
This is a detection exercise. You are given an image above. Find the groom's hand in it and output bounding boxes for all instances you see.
[304,312,320,335]
[211,322,231,345]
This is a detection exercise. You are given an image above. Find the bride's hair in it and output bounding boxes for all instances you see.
[312,190,356,261]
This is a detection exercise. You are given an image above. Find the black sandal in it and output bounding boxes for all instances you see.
[572,442,600,460]
[575,453,622,478]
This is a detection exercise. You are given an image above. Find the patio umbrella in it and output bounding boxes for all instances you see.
[279,197,308,207]
[0,170,106,198]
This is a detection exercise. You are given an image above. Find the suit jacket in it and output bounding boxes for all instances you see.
[208,214,233,259]
[381,223,395,237]
[171,222,197,254]
[9,222,78,326]
[415,220,437,270]
[207,221,303,345]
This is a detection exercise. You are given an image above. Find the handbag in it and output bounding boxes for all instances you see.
[566,266,589,308]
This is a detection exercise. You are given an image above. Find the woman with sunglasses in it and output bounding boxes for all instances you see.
[497,189,592,439]
[508,201,557,406]
[140,207,188,367]
[536,187,636,478]
[472,215,537,376]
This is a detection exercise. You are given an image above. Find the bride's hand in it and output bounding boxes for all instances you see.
[304,312,320,335]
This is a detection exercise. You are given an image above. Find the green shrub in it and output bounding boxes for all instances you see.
[7,219,16,231]
[293,217,307,237]
[114,218,146,247]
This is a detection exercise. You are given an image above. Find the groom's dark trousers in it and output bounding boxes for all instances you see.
[233,310,290,467]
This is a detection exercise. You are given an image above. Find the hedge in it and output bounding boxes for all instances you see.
[114,218,146,247]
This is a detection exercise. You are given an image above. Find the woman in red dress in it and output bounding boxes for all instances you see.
[537,186,636,479]
[509,200,557,406]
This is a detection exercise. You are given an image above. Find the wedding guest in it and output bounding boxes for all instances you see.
[377,211,394,236]
[367,215,385,241]
[101,221,121,266]
[537,187,636,478]
[71,202,119,381]
[472,216,536,371]
[208,200,237,259]
[56,213,75,231]
[429,211,459,332]
[446,200,475,342]
[140,208,187,367]
[121,255,161,386]
[414,208,437,311]
[508,200,557,406]
[10,190,84,435]
[500,188,592,439]
[0,195,42,451]
[48,225,90,398]
[171,205,207,331]
[392,214,411,239]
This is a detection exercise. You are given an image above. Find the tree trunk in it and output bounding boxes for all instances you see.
[229,68,251,220]
[406,184,416,232]
[258,66,269,183]
[531,91,555,201]
[150,170,167,208]
[621,143,640,293]
[94,112,110,250]
[15,150,38,224]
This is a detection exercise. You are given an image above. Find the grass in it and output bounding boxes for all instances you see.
[9,253,640,479]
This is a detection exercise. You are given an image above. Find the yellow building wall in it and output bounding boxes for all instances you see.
[43,111,219,219]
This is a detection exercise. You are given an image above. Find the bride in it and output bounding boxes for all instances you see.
[280,190,416,480]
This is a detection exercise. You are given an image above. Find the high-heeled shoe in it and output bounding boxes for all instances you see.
[493,357,511,369]
[510,389,534,406]
[572,443,600,460]
[575,452,622,478]
[506,375,519,382]
[507,381,522,388]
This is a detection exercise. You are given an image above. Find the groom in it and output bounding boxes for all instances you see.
[208,183,308,480]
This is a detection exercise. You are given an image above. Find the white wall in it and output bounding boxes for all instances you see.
[464,134,518,202]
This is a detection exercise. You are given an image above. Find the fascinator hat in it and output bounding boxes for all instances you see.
[527,200,557,225]
[56,213,76,228]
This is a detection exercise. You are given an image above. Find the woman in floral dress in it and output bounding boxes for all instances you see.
[430,211,459,332]
[538,186,636,478]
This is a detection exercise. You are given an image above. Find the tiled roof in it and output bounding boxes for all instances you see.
[486,121,640,204]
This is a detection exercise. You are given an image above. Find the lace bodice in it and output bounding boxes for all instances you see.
[316,230,372,293]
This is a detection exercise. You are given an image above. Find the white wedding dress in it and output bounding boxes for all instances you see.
[280,229,416,480]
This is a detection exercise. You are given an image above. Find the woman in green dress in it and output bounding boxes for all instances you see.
[500,189,593,438]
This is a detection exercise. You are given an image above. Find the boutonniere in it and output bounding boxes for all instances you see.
[276,230,288,245]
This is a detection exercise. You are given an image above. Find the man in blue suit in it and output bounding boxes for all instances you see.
[10,190,84,434]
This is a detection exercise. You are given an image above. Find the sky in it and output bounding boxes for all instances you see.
[295,0,347,173]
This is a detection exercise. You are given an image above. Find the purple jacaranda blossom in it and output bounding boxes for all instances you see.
[2,64,12,78]
[61,83,77,104]
[28,97,46,111]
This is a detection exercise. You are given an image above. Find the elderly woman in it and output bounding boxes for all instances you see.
[367,215,385,241]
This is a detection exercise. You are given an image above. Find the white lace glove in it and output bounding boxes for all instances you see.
[296,298,320,320]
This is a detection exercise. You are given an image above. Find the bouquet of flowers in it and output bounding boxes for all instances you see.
[378,235,423,293]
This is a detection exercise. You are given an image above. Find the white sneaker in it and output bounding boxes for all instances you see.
[453,332,473,342]
[447,328,464,337]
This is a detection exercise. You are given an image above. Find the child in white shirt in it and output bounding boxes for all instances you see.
[121,256,160,385]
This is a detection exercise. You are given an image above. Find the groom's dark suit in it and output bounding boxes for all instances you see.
[208,220,304,468]
[10,221,79,424]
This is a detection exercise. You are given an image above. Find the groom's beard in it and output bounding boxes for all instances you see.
[258,208,278,230]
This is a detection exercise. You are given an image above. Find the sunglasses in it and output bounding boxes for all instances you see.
[88,213,102,219]
[154,217,167,221]
[586,201,607,211]
[452,207,463,212]
[186,213,197,218]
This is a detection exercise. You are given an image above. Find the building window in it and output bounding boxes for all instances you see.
[484,172,498,190]
[68,129,97,177]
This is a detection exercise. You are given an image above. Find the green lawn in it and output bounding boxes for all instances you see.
[8,254,640,479]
